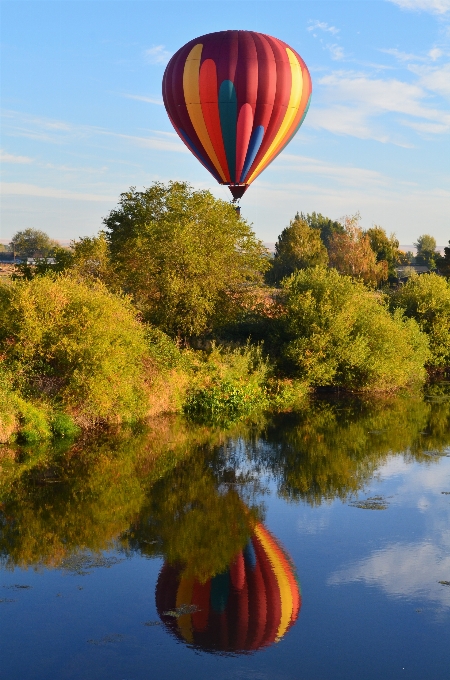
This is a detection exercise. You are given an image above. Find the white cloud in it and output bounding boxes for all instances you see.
[308,20,340,35]
[123,94,164,106]
[311,71,450,140]
[327,44,345,61]
[387,0,450,13]
[144,45,172,65]
[103,130,187,153]
[0,183,115,202]
[380,47,426,62]
[410,62,450,97]
[429,47,444,60]
[278,154,387,186]
[1,110,186,154]
[329,541,450,607]
[0,150,33,164]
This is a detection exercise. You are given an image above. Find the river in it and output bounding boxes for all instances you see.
[1,383,449,679]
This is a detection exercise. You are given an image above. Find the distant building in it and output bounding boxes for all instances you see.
[394,265,430,282]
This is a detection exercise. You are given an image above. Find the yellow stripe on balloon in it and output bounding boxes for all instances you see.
[247,48,303,184]
[183,44,227,182]
[254,524,293,642]
[176,575,195,644]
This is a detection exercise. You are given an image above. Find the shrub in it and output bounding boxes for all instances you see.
[0,274,150,425]
[281,267,429,391]
[184,343,271,422]
[389,273,450,369]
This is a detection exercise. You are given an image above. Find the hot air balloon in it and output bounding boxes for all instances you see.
[155,522,301,654]
[162,30,312,201]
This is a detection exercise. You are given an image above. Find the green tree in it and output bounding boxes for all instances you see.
[9,228,58,259]
[390,272,450,368]
[268,216,328,284]
[436,240,450,277]
[328,215,388,286]
[299,211,344,247]
[280,266,428,391]
[365,226,400,279]
[103,182,269,339]
[414,234,437,269]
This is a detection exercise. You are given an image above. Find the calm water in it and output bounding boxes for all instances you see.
[1,385,450,680]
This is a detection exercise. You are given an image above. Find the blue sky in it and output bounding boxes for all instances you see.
[1,0,449,246]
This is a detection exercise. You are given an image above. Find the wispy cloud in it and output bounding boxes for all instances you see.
[278,154,387,186]
[103,130,187,153]
[387,0,450,14]
[0,150,33,164]
[409,62,450,97]
[1,182,114,202]
[329,541,450,607]
[122,94,164,105]
[144,45,172,65]
[1,110,186,153]
[381,46,445,62]
[310,71,450,140]
[308,20,340,35]
[327,44,345,61]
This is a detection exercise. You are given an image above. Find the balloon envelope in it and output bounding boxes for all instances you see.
[162,30,312,199]
[155,523,301,654]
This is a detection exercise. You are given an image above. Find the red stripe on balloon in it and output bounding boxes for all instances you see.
[233,576,249,650]
[250,31,277,130]
[235,103,254,183]
[191,580,211,632]
[244,34,292,180]
[235,31,258,113]
[245,555,268,651]
[199,58,231,182]
[230,550,246,591]
[216,30,239,87]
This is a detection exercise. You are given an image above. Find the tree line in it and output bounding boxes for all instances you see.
[1,181,449,443]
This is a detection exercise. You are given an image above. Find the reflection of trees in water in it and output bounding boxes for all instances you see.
[0,418,261,572]
[256,389,450,505]
[0,386,449,570]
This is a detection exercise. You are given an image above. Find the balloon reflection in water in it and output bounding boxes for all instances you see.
[156,522,301,654]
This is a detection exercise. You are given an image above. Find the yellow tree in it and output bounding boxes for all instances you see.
[328,214,387,286]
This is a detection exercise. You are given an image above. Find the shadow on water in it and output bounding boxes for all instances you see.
[1,383,450,656]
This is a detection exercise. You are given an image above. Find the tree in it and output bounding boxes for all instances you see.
[390,272,450,368]
[280,266,428,391]
[397,250,415,265]
[9,228,58,259]
[103,182,269,339]
[436,240,450,278]
[268,216,328,284]
[298,211,344,247]
[365,226,400,279]
[328,215,388,286]
[414,234,437,269]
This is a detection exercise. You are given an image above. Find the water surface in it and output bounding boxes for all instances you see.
[1,385,450,679]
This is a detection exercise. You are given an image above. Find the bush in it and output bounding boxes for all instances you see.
[184,343,271,422]
[281,267,429,391]
[0,274,150,425]
[389,273,450,369]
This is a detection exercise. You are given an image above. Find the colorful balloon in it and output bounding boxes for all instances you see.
[162,30,312,200]
[156,522,301,654]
